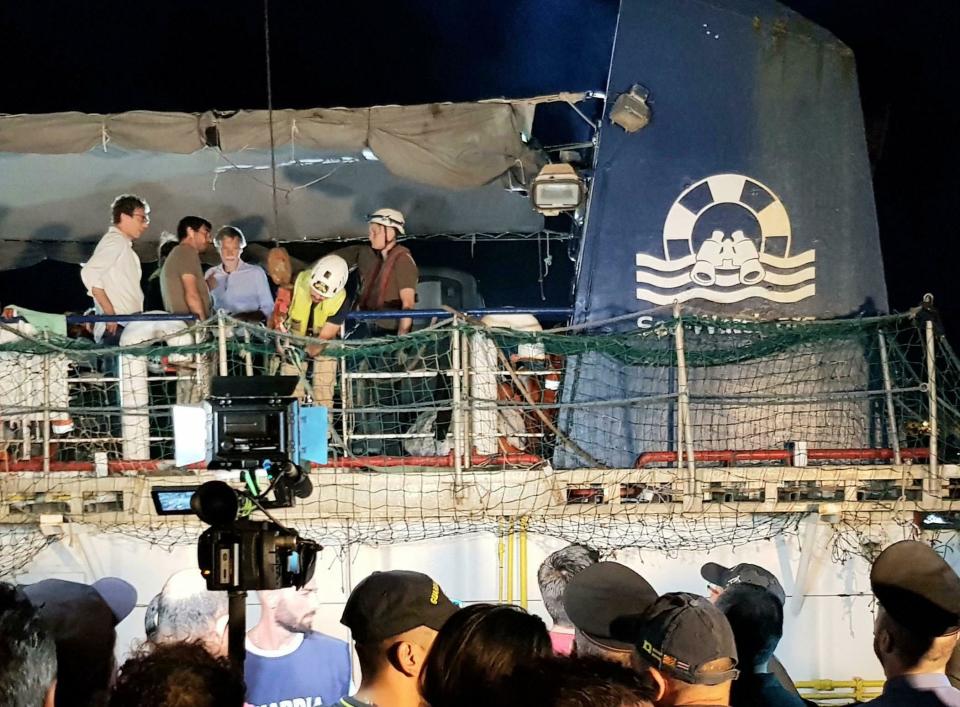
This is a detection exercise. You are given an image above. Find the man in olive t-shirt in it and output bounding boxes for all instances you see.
[161,216,212,320]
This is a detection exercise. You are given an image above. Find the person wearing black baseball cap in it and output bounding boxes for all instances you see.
[701,561,801,699]
[340,570,457,707]
[612,592,739,707]
[23,576,137,707]
[562,561,658,666]
[701,562,786,604]
[716,584,806,707]
[864,540,960,706]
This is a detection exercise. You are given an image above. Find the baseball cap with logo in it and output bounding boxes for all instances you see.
[341,570,457,643]
[700,562,786,604]
[563,561,658,650]
[611,592,739,686]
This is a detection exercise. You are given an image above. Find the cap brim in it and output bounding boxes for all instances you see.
[423,598,459,632]
[700,562,729,586]
[581,629,636,653]
[92,577,138,624]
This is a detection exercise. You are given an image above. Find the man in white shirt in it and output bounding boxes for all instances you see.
[80,194,149,344]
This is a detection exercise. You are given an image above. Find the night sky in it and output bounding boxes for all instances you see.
[1,0,958,333]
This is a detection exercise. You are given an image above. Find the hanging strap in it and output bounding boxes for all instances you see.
[359,245,413,311]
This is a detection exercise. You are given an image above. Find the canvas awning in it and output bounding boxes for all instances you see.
[0,93,587,270]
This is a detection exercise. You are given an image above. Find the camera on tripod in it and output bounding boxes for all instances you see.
[153,376,328,592]
[191,480,319,591]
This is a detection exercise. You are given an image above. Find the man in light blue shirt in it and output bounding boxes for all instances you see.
[205,225,273,322]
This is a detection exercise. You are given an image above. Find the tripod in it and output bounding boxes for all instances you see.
[227,590,247,672]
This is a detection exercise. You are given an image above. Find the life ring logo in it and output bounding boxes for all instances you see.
[635,174,815,305]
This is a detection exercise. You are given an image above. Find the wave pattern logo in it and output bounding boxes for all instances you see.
[635,174,815,305]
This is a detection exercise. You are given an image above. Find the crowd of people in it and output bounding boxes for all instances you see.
[7,198,960,704]
[73,194,418,414]
[80,194,417,340]
[2,539,960,707]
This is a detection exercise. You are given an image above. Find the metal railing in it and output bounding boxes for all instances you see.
[0,305,954,515]
[795,678,885,704]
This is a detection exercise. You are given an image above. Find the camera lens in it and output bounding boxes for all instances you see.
[191,481,240,526]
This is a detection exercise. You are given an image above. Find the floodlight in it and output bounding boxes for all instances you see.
[531,163,585,216]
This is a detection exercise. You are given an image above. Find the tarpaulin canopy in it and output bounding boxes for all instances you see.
[0,93,585,270]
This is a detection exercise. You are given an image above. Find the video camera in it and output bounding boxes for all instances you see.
[191,480,319,591]
[153,376,327,592]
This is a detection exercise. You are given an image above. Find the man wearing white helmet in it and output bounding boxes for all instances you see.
[281,254,351,422]
[334,208,418,336]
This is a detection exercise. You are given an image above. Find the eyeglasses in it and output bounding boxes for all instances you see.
[132,211,150,224]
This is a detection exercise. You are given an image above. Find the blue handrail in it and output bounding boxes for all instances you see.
[1,313,198,325]
[1,308,573,325]
[347,307,573,321]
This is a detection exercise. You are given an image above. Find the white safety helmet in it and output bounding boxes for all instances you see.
[309,255,349,298]
[367,208,406,235]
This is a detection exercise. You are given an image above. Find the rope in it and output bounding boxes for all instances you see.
[263,0,280,245]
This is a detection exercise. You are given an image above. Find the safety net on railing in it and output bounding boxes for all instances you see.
[0,306,957,574]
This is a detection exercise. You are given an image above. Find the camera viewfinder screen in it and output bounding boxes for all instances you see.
[151,487,200,515]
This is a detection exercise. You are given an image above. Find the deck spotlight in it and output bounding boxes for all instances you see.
[610,85,651,133]
[531,163,585,216]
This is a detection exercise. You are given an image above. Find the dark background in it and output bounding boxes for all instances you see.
[0,1,957,331]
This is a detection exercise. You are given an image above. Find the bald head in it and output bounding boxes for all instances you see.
[156,569,228,654]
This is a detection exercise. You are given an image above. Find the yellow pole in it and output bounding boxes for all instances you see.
[506,517,515,604]
[519,516,528,609]
[497,518,505,604]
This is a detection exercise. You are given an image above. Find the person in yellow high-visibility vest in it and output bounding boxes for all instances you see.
[280,254,351,431]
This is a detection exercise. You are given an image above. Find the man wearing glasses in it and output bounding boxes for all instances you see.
[80,194,150,344]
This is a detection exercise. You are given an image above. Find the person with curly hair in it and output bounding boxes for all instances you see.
[110,641,245,707]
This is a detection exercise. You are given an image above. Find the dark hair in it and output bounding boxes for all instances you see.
[354,638,388,681]
[715,584,782,669]
[214,225,246,250]
[159,239,178,262]
[111,194,148,224]
[420,604,552,707]
[177,216,212,241]
[0,583,57,707]
[498,655,658,707]
[110,641,245,707]
[877,608,937,668]
[537,545,599,626]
